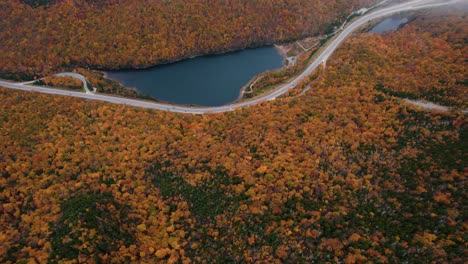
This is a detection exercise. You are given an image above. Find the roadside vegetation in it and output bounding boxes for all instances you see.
[72,68,161,102]
[34,76,83,91]
[241,4,372,101]
[0,11,465,263]
[73,69,137,97]
[368,15,467,109]
[0,0,377,80]
[243,48,318,99]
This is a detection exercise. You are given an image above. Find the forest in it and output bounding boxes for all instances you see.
[0,10,466,263]
[34,76,83,91]
[0,0,377,80]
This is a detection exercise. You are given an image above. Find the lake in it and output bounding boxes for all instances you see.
[370,16,409,34]
[106,47,283,106]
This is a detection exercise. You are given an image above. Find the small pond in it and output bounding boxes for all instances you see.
[106,47,283,106]
[370,16,409,34]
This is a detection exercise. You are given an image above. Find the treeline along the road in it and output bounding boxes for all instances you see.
[0,0,377,80]
[0,12,466,263]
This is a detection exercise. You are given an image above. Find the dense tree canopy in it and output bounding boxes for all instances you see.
[0,10,466,264]
[369,15,467,108]
[35,76,83,91]
[0,0,377,80]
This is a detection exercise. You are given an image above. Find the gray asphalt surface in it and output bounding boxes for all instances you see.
[0,0,459,114]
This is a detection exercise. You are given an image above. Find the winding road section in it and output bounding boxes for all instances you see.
[0,0,460,114]
[53,72,96,94]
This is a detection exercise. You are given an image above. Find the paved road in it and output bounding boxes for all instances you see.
[54,72,96,94]
[0,0,459,114]
[403,99,468,113]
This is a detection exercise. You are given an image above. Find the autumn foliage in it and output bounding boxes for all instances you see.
[368,15,467,108]
[0,0,377,80]
[37,76,83,90]
[73,68,141,98]
[0,11,466,264]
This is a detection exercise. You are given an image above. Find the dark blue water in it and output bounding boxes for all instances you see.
[106,47,283,106]
[370,17,409,34]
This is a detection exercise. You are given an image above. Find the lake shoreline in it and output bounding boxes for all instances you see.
[100,13,417,106]
[274,44,290,59]
[99,44,284,74]
[103,43,292,106]
[104,46,284,107]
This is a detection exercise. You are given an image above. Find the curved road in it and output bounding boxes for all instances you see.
[0,0,459,114]
[53,72,96,94]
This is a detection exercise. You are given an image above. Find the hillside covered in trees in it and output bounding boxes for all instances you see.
[0,8,466,264]
[0,0,378,80]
